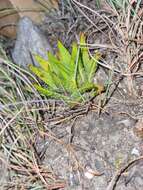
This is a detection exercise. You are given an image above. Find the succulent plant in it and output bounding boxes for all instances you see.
[29,34,104,104]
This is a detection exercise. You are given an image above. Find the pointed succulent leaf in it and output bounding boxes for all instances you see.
[29,65,57,89]
[77,51,87,84]
[34,84,71,101]
[70,42,78,71]
[89,84,104,99]
[34,55,49,72]
[80,33,90,70]
[88,51,100,82]
[78,82,95,94]
[58,41,71,66]
[47,52,61,72]
[64,77,78,94]
[71,42,78,61]
[48,51,70,81]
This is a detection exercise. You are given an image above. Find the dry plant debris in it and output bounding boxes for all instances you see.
[0,0,143,189]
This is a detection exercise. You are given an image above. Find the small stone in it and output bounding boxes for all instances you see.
[84,168,95,179]
[84,165,101,179]
[131,147,140,156]
[12,17,52,68]
[117,119,131,127]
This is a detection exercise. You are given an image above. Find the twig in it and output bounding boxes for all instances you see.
[106,156,143,190]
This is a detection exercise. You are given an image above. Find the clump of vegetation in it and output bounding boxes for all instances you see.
[30,34,104,104]
[107,0,129,9]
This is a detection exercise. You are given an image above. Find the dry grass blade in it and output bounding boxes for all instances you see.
[106,156,143,190]
[72,0,143,96]
[0,49,67,189]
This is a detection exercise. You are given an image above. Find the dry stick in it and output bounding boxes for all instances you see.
[31,152,50,188]
[89,45,143,77]
[106,156,143,190]
[72,1,108,37]
[72,1,143,77]
[9,148,64,188]
[0,107,24,136]
[72,0,116,35]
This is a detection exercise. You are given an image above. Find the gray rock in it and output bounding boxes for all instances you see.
[12,17,52,68]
